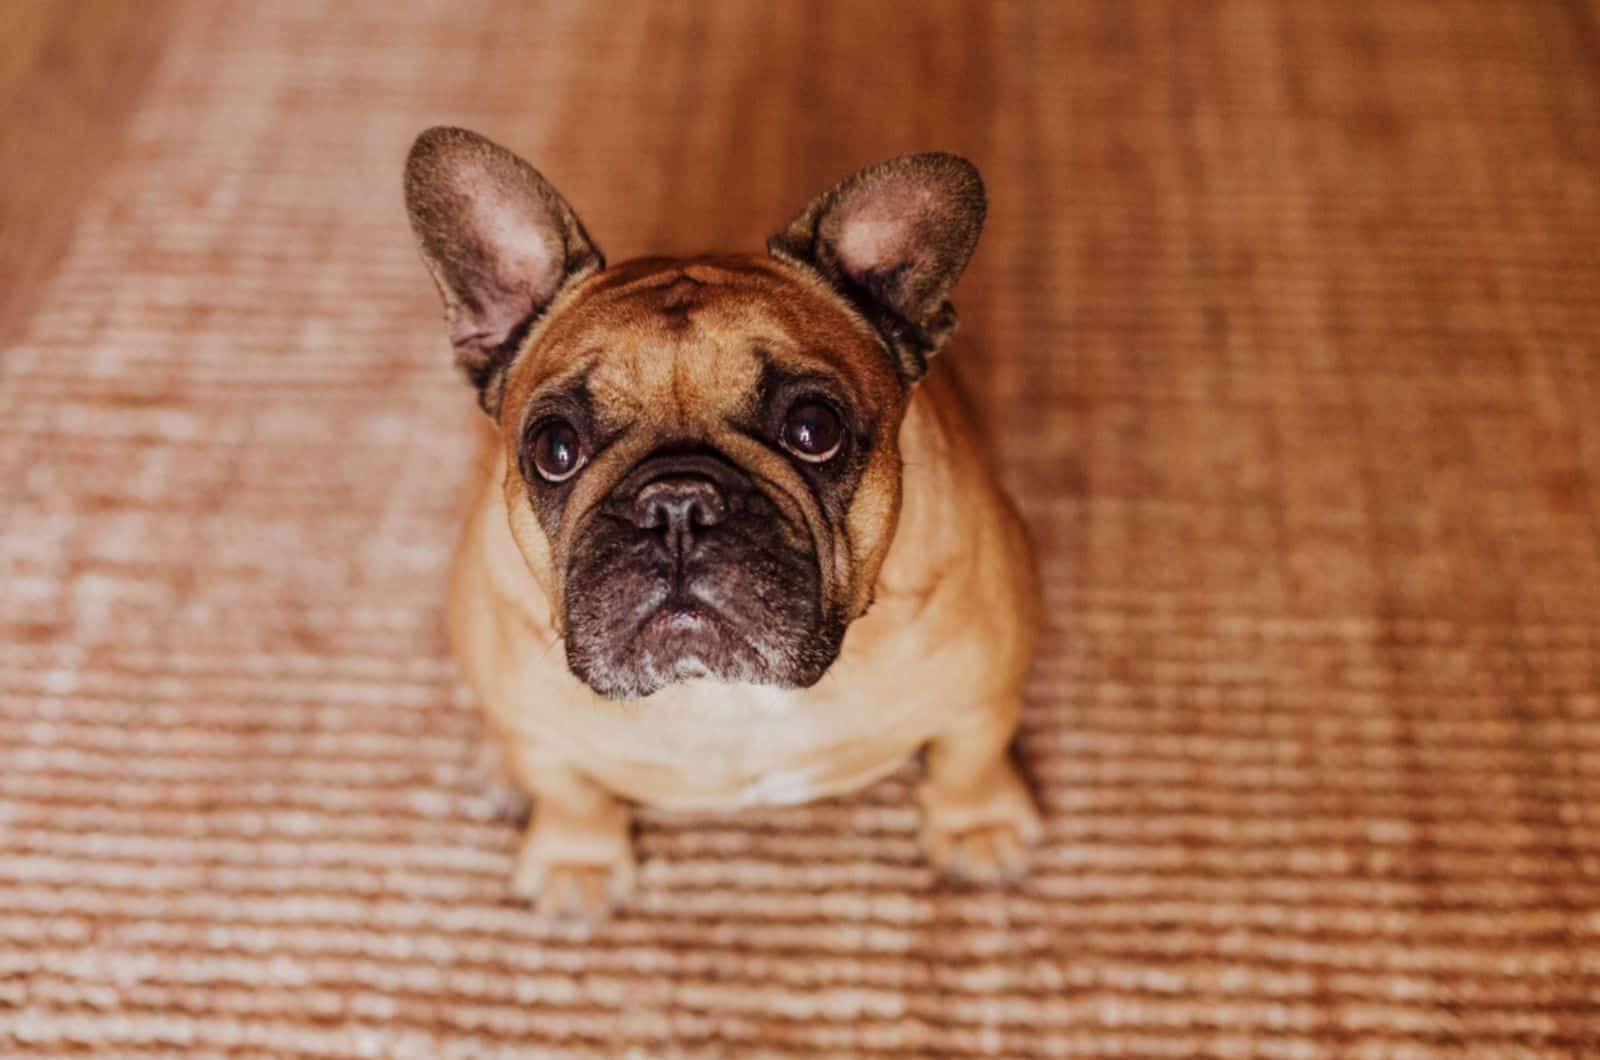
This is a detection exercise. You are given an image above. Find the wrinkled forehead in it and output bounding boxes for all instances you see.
[502,255,897,425]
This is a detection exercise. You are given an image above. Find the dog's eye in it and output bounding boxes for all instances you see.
[780,400,844,463]
[530,419,586,482]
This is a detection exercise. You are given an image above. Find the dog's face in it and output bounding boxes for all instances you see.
[405,128,985,698]
[493,256,908,699]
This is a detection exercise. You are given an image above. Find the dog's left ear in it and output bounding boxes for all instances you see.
[405,126,603,414]
[768,153,985,382]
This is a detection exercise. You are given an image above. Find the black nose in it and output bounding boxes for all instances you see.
[627,477,727,552]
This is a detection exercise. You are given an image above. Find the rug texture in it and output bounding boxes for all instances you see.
[2,2,1598,1057]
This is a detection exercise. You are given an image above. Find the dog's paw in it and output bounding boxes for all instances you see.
[511,806,636,924]
[918,766,1043,885]
[922,819,1036,883]
[513,856,635,923]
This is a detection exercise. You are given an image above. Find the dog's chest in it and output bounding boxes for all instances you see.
[550,681,929,811]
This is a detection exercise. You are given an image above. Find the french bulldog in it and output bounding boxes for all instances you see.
[404,127,1042,920]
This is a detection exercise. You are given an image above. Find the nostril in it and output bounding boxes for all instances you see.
[631,477,726,538]
[690,490,727,527]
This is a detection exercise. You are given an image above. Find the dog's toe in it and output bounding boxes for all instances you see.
[925,820,1033,884]
[919,778,1041,886]
[512,843,636,925]
[533,865,629,923]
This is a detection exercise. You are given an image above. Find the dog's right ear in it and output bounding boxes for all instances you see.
[404,127,603,414]
[768,153,985,384]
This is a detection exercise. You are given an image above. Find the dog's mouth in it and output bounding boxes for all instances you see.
[639,602,714,638]
[629,600,759,682]
[558,448,843,699]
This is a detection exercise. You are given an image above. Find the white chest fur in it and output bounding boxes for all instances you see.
[496,659,930,811]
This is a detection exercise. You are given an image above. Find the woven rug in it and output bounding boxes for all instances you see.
[3,2,1598,1056]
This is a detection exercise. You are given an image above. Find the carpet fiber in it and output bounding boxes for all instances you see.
[2,2,1599,1057]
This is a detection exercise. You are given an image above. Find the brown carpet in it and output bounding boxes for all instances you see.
[3,2,1599,1057]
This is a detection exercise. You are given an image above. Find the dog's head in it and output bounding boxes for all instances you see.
[405,128,985,698]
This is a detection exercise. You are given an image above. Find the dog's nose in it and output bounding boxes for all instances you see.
[628,477,727,551]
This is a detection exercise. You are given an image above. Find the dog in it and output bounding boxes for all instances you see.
[404,127,1042,920]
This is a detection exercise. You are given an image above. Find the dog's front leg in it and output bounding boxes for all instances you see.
[916,702,1042,884]
[500,740,635,922]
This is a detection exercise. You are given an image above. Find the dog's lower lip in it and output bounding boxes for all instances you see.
[637,602,715,637]
[664,607,708,630]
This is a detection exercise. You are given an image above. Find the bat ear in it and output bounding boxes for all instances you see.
[404,126,603,413]
[768,152,986,382]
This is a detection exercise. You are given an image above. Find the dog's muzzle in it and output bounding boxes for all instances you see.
[560,445,841,699]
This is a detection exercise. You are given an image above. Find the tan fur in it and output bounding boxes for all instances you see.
[449,253,1041,920]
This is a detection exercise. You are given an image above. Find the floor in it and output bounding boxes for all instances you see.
[1,2,1598,1057]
